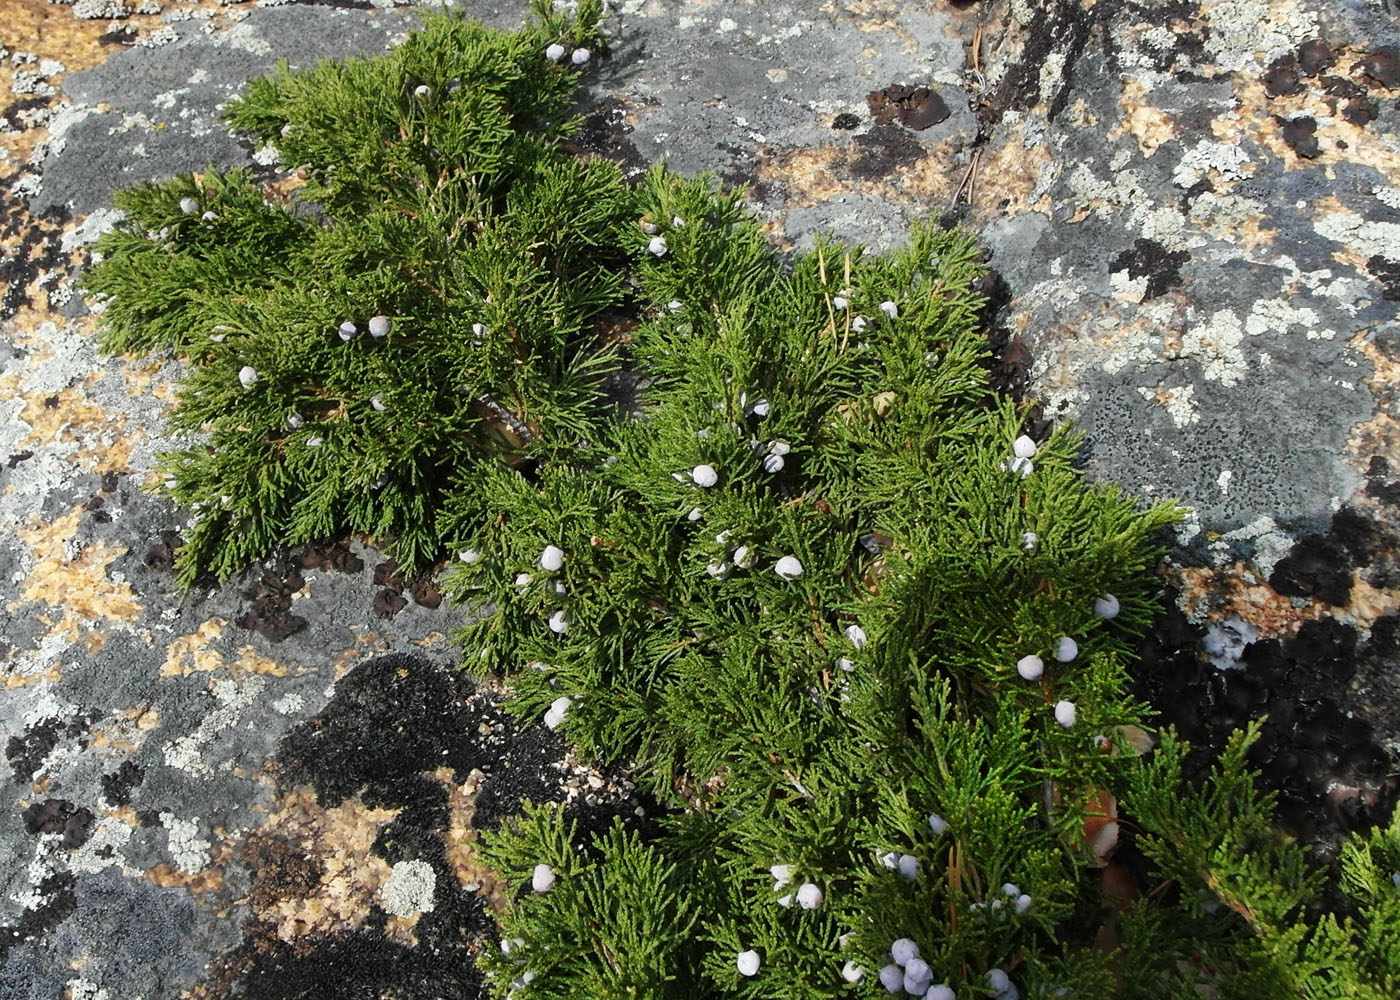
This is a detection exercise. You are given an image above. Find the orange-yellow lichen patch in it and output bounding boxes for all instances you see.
[1349,335,1400,458]
[1175,558,1400,640]
[240,787,399,943]
[1110,78,1178,156]
[147,862,225,894]
[333,632,389,677]
[1235,75,1400,185]
[161,618,229,677]
[16,378,137,476]
[12,507,141,633]
[430,766,508,913]
[838,0,921,51]
[410,631,450,648]
[970,135,1054,219]
[122,360,181,404]
[120,703,162,730]
[2,660,62,689]
[162,620,292,679]
[757,141,959,213]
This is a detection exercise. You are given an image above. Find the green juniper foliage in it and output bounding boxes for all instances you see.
[83,1,627,585]
[457,172,1400,998]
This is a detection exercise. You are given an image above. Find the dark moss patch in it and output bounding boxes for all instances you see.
[1131,594,1396,848]
[1270,532,1353,605]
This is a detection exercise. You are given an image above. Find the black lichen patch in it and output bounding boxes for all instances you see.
[1354,47,1400,90]
[1262,56,1304,97]
[200,902,492,1000]
[1367,456,1400,505]
[849,123,927,182]
[21,798,96,849]
[1343,96,1379,127]
[0,872,77,965]
[865,84,951,131]
[566,97,650,183]
[236,558,308,642]
[1108,237,1190,300]
[468,721,567,832]
[100,760,145,807]
[6,711,100,785]
[1279,116,1321,159]
[1296,38,1334,77]
[985,0,1106,124]
[0,200,69,322]
[1366,255,1400,301]
[1131,595,1396,849]
[96,25,138,47]
[143,530,184,572]
[1270,533,1353,605]
[0,97,50,134]
[831,112,860,130]
[275,652,492,809]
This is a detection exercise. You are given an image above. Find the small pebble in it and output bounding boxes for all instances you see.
[179,197,198,214]
[692,464,718,487]
[238,365,258,388]
[648,236,668,256]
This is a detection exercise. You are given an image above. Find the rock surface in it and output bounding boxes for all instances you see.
[1,0,1398,995]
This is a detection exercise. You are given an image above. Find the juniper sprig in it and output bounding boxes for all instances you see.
[83,1,629,586]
